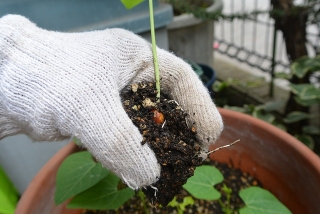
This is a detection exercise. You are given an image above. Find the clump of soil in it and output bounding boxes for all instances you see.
[121,82,203,206]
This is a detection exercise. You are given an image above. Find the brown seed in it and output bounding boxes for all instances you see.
[151,109,165,124]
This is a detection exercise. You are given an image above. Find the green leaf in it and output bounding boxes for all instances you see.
[291,59,309,79]
[239,186,292,214]
[183,165,223,200]
[290,84,320,100]
[290,84,312,95]
[283,111,311,123]
[252,110,275,124]
[271,121,287,131]
[294,96,319,107]
[54,151,109,205]
[0,165,18,214]
[180,196,194,210]
[121,0,145,9]
[168,196,179,208]
[68,173,134,210]
[296,134,315,150]
[168,196,194,214]
[291,56,320,78]
[257,101,284,112]
[303,125,320,135]
[299,87,320,100]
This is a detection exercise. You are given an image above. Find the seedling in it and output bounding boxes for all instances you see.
[168,196,194,214]
[219,184,233,214]
[122,0,161,100]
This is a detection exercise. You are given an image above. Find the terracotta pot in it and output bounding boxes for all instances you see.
[16,108,320,214]
[211,108,320,213]
[15,142,82,214]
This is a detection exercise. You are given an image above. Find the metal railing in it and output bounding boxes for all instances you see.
[214,0,320,92]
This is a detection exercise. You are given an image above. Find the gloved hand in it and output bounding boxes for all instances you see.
[0,15,223,189]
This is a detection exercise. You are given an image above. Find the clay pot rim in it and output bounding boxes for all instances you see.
[218,107,320,170]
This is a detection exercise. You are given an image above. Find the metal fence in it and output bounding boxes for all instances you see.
[214,0,320,79]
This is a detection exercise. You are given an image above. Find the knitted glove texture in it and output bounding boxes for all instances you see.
[0,15,223,189]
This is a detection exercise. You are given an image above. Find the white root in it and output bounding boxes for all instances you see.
[206,139,240,155]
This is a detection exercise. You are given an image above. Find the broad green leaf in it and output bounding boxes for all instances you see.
[299,87,320,100]
[239,186,292,214]
[290,84,320,100]
[183,165,223,200]
[55,151,109,205]
[291,60,309,79]
[252,110,275,124]
[257,101,284,112]
[290,56,320,78]
[0,165,18,214]
[296,134,315,150]
[294,96,319,107]
[68,173,134,210]
[303,125,320,135]
[290,84,313,96]
[121,0,145,9]
[283,111,311,123]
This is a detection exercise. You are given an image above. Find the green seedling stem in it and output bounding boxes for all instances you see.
[148,0,161,101]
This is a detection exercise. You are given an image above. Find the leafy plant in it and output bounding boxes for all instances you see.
[54,151,292,213]
[282,55,320,150]
[218,184,233,214]
[214,55,320,153]
[183,165,292,214]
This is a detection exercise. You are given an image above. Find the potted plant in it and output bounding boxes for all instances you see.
[165,0,223,66]
[15,108,320,213]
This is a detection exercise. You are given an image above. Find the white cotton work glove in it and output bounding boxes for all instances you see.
[0,15,223,189]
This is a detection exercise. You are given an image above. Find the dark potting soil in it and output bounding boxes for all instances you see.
[121,82,203,206]
[84,161,262,214]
